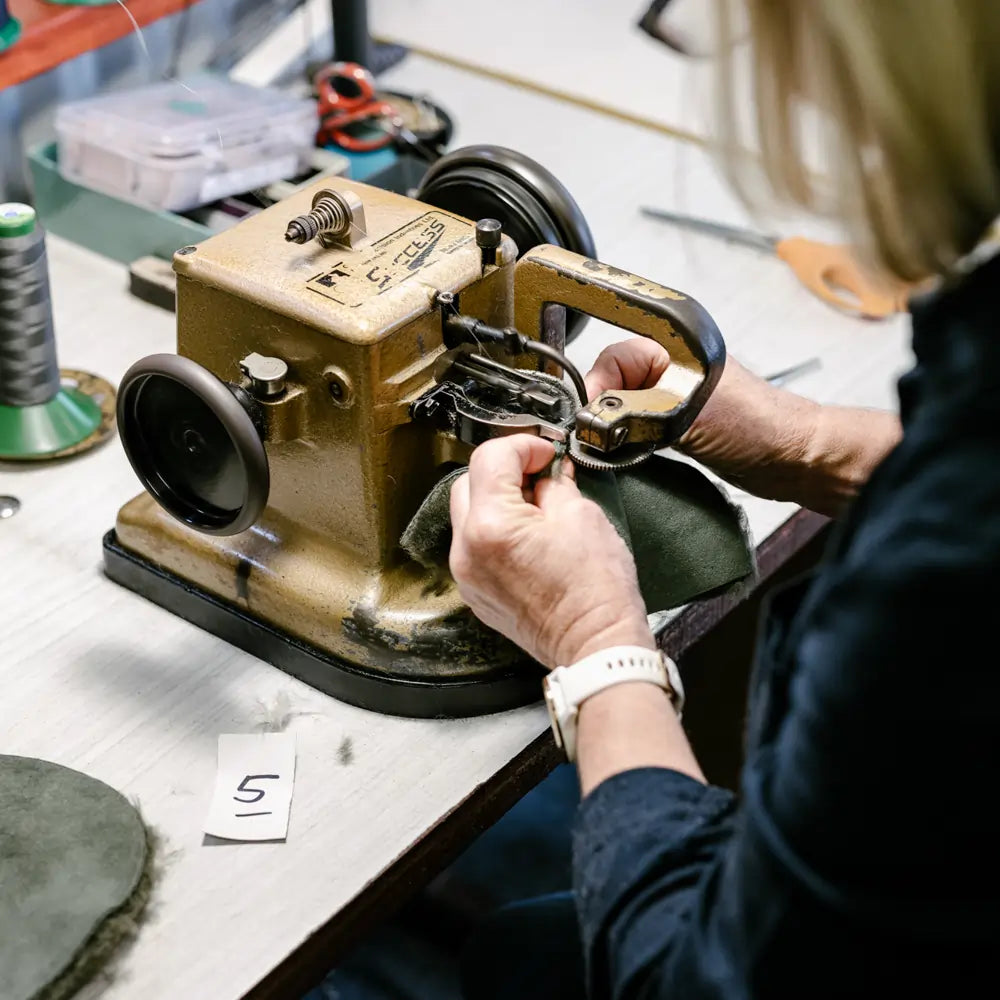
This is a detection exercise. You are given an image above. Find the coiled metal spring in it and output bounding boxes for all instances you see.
[284,192,352,245]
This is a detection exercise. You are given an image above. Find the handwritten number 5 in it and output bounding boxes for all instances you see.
[234,774,279,803]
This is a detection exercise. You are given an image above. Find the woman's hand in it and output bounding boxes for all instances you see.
[586,338,818,496]
[586,338,898,516]
[449,435,654,669]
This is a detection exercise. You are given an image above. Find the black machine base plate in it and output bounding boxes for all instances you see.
[102,530,542,719]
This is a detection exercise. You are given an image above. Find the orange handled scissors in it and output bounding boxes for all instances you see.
[640,206,909,320]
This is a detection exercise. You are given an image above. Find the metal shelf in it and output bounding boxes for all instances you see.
[0,0,199,89]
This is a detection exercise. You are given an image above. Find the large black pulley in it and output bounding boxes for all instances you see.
[117,354,269,535]
[415,145,597,344]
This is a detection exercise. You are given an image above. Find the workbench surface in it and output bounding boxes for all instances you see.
[0,53,913,1000]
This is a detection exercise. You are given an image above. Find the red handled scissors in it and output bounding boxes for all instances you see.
[314,62,396,153]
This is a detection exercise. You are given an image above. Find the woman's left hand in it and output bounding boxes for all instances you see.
[449,434,654,669]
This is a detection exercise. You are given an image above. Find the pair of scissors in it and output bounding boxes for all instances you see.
[314,62,397,152]
[640,206,909,320]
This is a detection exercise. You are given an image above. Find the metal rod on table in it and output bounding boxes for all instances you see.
[764,357,822,388]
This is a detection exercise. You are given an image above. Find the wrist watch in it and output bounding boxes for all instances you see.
[543,645,684,762]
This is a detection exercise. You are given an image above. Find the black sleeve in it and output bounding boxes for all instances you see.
[573,768,736,998]
[573,425,1000,999]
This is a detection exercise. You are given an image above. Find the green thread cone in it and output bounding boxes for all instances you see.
[0,388,103,459]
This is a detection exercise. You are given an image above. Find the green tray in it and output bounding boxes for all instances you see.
[28,142,212,264]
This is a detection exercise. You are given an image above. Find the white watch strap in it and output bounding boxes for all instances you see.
[544,645,683,762]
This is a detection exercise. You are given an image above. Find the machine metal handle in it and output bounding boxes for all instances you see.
[512,244,725,453]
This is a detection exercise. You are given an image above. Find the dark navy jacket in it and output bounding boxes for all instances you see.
[573,255,1000,998]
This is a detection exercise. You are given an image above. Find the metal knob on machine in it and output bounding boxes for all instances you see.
[475,218,502,267]
[116,355,270,536]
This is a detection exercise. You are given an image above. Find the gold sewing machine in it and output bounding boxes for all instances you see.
[105,147,724,717]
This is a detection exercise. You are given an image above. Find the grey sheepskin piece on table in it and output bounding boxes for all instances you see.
[0,755,154,1000]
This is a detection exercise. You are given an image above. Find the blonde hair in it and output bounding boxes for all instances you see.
[721,1,1000,282]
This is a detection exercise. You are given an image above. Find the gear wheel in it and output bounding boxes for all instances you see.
[567,435,656,472]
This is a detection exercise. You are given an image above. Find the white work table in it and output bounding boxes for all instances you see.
[1,55,913,1000]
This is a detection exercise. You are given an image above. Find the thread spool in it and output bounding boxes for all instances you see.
[0,204,116,461]
[0,0,21,53]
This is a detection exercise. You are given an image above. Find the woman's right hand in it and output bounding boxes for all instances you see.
[585,339,822,502]
[585,338,900,516]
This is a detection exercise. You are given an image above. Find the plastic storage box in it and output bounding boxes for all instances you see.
[55,76,318,213]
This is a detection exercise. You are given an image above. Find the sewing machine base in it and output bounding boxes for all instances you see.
[102,529,542,719]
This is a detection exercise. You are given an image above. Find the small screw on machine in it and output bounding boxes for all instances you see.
[0,495,20,519]
[323,365,353,407]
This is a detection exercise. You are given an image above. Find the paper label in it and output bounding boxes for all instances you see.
[203,733,296,842]
[305,210,474,307]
